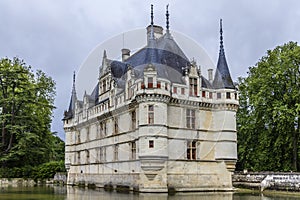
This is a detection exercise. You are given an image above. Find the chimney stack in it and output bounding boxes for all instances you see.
[208,69,213,82]
[121,48,130,61]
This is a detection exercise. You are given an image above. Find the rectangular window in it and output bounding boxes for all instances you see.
[189,78,198,96]
[181,88,185,95]
[76,131,81,143]
[114,145,118,161]
[202,91,206,98]
[100,147,106,162]
[149,140,154,148]
[235,92,237,100]
[226,92,231,99]
[217,92,221,99]
[77,151,81,164]
[157,81,161,88]
[187,141,197,160]
[131,110,136,130]
[131,141,136,159]
[103,80,106,92]
[173,87,177,94]
[165,83,168,90]
[114,117,118,134]
[148,105,154,124]
[148,77,153,88]
[186,109,196,129]
[209,92,213,99]
[86,150,90,164]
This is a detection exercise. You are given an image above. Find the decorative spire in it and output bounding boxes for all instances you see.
[220,19,224,54]
[213,19,235,89]
[166,4,170,33]
[150,4,154,40]
[72,71,76,89]
[65,71,77,119]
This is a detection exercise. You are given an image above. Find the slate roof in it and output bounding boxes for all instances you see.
[109,32,190,84]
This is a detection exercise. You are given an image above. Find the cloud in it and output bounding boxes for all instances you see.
[1,0,300,139]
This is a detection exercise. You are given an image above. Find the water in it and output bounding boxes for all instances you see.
[0,186,299,200]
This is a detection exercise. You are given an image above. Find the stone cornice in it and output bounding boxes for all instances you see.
[136,93,171,103]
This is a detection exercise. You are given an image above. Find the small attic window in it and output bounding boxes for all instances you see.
[217,93,221,99]
[157,81,161,88]
[148,77,153,88]
[202,91,206,98]
[173,87,177,94]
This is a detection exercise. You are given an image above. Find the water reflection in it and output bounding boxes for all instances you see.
[66,186,234,200]
[0,185,299,200]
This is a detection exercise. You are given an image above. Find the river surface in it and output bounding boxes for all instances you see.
[0,186,299,200]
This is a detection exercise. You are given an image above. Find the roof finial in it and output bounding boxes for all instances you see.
[150,4,154,40]
[166,4,170,33]
[151,4,154,26]
[73,71,76,88]
[220,19,224,50]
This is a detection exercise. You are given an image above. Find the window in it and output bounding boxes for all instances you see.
[157,81,161,88]
[114,145,118,161]
[114,117,118,134]
[131,141,136,159]
[86,150,90,164]
[100,147,106,162]
[148,77,153,88]
[209,92,213,99]
[100,121,107,137]
[148,105,154,124]
[173,87,177,94]
[181,88,185,95]
[186,109,195,129]
[86,127,89,142]
[76,131,81,143]
[189,78,198,96]
[235,92,238,100]
[103,80,106,92]
[131,110,136,130]
[226,92,231,99]
[202,91,206,98]
[77,151,81,164]
[165,83,168,90]
[149,140,154,148]
[141,82,145,89]
[217,92,221,99]
[187,141,197,160]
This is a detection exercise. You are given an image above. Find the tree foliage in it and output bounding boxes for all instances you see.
[237,42,300,171]
[0,57,61,169]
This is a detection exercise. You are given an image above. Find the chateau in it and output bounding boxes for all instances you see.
[63,6,239,192]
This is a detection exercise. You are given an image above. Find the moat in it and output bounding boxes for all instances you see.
[1,186,300,200]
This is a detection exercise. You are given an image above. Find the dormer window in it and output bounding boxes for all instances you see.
[148,77,153,88]
[189,78,197,96]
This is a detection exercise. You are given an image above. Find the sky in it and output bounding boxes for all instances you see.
[1,0,300,140]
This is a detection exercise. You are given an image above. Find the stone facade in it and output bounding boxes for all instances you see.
[63,8,238,192]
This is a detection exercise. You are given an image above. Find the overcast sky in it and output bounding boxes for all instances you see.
[1,0,300,140]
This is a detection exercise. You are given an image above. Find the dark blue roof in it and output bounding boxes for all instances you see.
[109,33,190,83]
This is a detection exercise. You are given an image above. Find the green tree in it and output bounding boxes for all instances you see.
[237,42,300,171]
[0,57,56,168]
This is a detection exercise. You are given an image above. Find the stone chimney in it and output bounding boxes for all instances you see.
[208,69,213,83]
[121,48,130,61]
[147,25,163,41]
